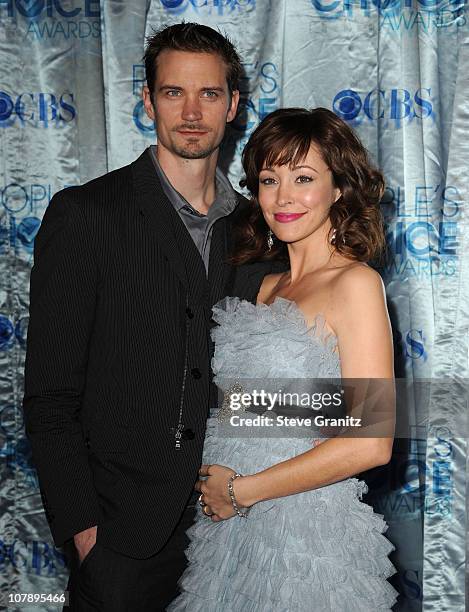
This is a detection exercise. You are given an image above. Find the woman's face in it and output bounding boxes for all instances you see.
[258,144,340,245]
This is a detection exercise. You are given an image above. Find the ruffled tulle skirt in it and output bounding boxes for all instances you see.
[168,416,398,611]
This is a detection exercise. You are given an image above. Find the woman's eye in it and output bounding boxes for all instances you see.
[296,175,313,183]
[260,177,277,185]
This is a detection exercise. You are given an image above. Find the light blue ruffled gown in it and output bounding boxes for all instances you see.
[168,297,398,611]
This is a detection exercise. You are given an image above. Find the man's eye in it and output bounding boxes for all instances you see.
[296,175,313,183]
[203,91,218,98]
[167,90,181,97]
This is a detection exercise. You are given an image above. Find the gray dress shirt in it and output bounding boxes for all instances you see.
[149,145,238,274]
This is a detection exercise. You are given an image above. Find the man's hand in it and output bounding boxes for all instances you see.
[73,525,97,564]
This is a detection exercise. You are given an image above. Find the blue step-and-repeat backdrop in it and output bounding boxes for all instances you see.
[1,1,468,610]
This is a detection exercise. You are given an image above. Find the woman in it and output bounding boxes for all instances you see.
[168,108,398,611]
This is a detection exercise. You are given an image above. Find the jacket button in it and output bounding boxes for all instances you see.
[84,437,90,449]
[186,307,194,319]
[191,368,201,379]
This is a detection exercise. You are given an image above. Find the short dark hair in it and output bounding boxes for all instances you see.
[232,107,386,264]
[143,22,242,102]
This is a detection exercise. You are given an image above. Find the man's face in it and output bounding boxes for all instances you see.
[143,50,239,160]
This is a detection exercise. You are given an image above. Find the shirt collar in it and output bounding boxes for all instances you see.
[149,145,238,218]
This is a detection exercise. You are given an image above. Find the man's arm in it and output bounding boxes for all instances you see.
[23,189,103,548]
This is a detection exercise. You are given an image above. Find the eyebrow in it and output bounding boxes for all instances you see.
[158,85,226,93]
[159,85,183,91]
[291,165,318,172]
[261,165,318,172]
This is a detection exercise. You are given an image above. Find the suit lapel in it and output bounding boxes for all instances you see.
[208,190,249,307]
[131,149,189,291]
[133,148,255,305]
[170,204,207,304]
[208,216,228,307]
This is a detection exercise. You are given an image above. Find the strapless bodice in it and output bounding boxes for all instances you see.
[211,296,341,388]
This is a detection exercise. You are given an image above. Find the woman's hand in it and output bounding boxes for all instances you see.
[195,464,238,522]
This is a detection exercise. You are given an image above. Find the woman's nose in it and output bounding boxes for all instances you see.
[277,187,293,207]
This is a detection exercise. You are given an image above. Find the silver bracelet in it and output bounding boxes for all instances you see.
[228,472,250,518]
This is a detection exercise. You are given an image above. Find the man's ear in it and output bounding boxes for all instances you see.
[227,90,240,123]
[142,86,155,121]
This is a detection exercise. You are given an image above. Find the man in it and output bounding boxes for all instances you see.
[23,23,274,610]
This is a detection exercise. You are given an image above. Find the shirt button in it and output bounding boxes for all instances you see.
[84,437,91,449]
[191,368,201,379]
[186,307,194,319]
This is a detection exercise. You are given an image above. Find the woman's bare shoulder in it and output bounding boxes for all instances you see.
[332,262,384,295]
[329,262,388,330]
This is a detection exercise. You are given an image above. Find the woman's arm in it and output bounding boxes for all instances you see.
[198,265,395,518]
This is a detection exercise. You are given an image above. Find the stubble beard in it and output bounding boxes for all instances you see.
[171,141,219,159]
[159,124,222,159]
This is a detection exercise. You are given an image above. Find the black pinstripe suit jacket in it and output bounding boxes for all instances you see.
[22,148,275,558]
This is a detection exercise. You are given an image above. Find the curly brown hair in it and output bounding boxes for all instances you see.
[231,107,385,264]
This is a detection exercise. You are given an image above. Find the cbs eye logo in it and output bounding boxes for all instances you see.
[0,92,76,127]
[160,0,187,7]
[0,315,29,350]
[332,88,433,122]
[159,0,255,13]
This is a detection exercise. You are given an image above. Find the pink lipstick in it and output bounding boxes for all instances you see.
[274,213,306,223]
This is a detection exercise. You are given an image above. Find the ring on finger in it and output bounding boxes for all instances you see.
[198,494,205,508]
[203,505,214,517]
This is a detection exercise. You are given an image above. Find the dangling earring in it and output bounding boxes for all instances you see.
[330,228,346,246]
[267,229,274,251]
